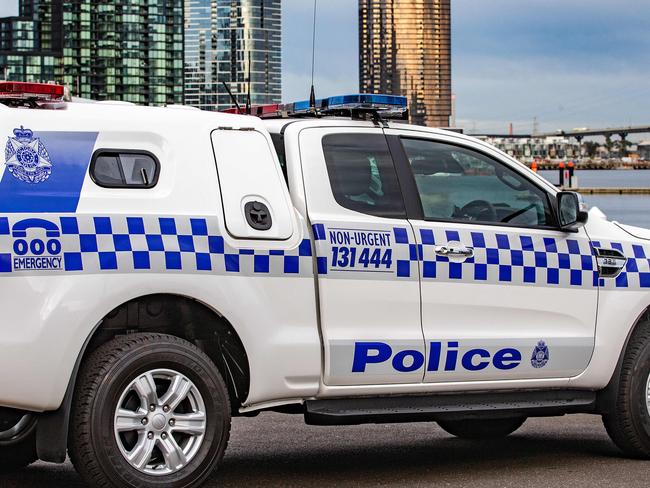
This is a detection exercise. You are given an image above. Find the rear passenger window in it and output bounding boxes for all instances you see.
[90,151,159,188]
[322,133,405,218]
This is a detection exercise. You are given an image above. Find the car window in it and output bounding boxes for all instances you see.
[91,151,159,188]
[322,133,406,219]
[401,138,553,226]
[270,133,288,182]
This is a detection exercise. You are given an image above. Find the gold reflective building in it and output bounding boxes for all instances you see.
[359,0,451,127]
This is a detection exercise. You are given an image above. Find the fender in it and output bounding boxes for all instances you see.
[596,305,650,414]
[35,291,252,462]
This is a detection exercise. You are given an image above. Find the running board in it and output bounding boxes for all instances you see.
[304,390,597,426]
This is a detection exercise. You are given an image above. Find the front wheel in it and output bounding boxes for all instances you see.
[69,333,231,488]
[602,318,650,458]
[438,417,526,439]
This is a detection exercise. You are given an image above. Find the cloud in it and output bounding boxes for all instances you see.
[452,0,650,134]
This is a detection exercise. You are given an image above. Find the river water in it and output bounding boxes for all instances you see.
[538,170,650,228]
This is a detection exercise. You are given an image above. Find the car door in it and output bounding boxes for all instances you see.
[298,127,425,386]
[385,129,598,384]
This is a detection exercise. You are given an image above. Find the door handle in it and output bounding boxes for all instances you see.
[434,244,474,259]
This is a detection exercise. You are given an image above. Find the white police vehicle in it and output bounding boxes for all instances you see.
[0,82,649,487]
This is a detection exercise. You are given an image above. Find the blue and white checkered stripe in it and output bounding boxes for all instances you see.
[592,240,650,289]
[0,215,313,276]
[312,222,609,288]
[406,227,599,288]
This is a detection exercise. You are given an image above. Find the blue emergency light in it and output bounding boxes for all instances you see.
[279,93,408,120]
[322,94,407,110]
[221,93,409,121]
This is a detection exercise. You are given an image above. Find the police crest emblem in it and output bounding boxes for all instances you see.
[4,126,53,184]
[531,340,549,368]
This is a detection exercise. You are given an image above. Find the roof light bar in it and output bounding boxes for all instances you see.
[322,94,407,110]
[220,104,282,117]
[0,81,66,109]
[219,93,409,121]
[0,81,65,100]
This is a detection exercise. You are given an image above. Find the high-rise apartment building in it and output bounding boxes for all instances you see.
[0,1,62,84]
[0,0,184,105]
[359,0,452,127]
[184,0,281,111]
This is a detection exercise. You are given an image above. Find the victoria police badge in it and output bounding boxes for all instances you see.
[531,340,550,368]
[4,126,53,184]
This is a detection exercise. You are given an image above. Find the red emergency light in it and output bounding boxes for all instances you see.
[220,104,282,118]
[0,81,65,100]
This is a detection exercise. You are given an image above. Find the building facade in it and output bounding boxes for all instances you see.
[0,0,184,106]
[184,0,281,111]
[0,0,62,84]
[478,136,582,163]
[359,0,452,127]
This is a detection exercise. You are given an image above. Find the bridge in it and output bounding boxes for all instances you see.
[471,125,650,157]
[473,125,650,142]
[537,125,650,143]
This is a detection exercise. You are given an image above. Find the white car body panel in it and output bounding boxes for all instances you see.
[0,105,648,414]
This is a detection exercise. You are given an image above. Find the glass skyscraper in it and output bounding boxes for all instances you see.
[0,0,62,84]
[184,0,281,111]
[0,0,184,106]
[359,0,452,127]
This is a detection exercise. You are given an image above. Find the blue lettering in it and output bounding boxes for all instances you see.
[352,341,523,373]
[13,256,62,270]
[427,341,442,371]
[329,231,351,245]
[46,238,61,255]
[461,349,491,371]
[493,348,522,370]
[30,238,45,256]
[392,350,424,372]
[352,342,392,372]
[358,232,368,246]
[13,239,28,256]
[444,341,459,371]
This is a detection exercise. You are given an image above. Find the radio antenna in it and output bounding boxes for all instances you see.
[309,0,318,110]
[246,50,252,115]
[221,81,242,114]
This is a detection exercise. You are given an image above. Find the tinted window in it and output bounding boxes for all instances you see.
[91,151,159,188]
[322,133,405,218]
[270,133,287,182]
[402,138,553,226]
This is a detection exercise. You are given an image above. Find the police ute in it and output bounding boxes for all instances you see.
[1,82,650,487]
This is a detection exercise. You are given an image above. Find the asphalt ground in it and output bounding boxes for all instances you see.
[1,413,648,487]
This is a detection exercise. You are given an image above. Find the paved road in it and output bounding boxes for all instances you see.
[1,413,648,487]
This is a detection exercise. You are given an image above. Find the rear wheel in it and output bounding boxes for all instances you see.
[69,333,231,488]
[602,318,650,458]
[0,412,37,471]
[438,417,526,439]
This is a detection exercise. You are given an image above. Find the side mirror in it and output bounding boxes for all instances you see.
[557,191,588,231]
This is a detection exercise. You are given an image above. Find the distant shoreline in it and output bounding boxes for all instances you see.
[529,160,650,170]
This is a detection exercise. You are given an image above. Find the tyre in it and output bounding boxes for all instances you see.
[69,333,231,488]
[0,412,37,471]
[602,318,650,458]
[438,417,526,439]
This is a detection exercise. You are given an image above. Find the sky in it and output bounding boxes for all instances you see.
[2,1,648,136]
[283,0,650,136]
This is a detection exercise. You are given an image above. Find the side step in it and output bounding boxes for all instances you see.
[304,390,597,426]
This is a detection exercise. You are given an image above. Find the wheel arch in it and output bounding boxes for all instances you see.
[597,304,650,414]
[36,293,250,463]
